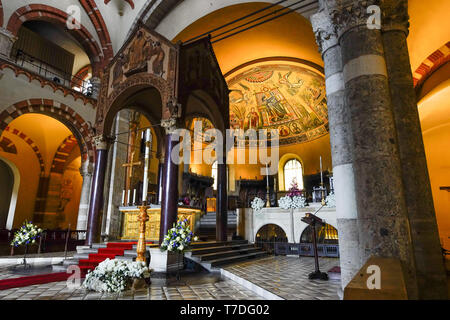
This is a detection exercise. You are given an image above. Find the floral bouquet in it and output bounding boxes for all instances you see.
[160,219,198,253]
[251,197,265,213]
[82,259,151,293]
[278,181,307,210]
[11,221,43,247]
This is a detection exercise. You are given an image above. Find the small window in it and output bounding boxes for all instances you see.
[284,159,303,190]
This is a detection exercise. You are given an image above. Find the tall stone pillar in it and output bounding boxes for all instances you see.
[159,118,179,243]
[216,156,228,242]
[85,135,110,246]
[76,160,93,233]
[380,0,447,299]
[314,0,419,299]
[311,8,360,290]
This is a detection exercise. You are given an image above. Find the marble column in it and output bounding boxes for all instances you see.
[311,9,360,290]
[76,160,93,234]
[380,0,447,299]
[156,160,164,204]
[216,156,228,242]
[316,0,418,298]
[159,118,179,244]
[0,28,16,60]
[85,135,110,246]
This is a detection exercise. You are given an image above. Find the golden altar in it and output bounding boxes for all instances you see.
[119,206,202,241]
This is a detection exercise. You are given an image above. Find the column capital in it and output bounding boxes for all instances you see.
[380,0,409,35]
[311,9,339,55]
[93,135,113,150]
[161,117,178,135]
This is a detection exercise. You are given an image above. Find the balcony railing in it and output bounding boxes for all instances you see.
[10,48,93,97]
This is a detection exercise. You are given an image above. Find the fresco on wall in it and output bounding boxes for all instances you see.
[108,28,171,96]
[227,63,328,145]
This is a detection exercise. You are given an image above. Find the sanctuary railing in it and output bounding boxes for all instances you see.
[259,241,340,258]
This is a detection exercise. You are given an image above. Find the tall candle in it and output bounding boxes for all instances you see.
[133,189,136,205]
[266,164,269,188]
[142,129,151,203]
[121,190,125,206]
[320,156,323,185]
[127,189,131,206]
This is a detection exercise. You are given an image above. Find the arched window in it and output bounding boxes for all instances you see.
[284,159,303,190]
[212,161,218,190]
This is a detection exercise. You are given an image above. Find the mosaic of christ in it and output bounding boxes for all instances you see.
[227,63,329,145]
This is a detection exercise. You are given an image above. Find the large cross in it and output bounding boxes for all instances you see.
[122,151,141,178]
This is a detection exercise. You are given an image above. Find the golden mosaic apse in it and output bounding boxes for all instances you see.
[227,62,329,145]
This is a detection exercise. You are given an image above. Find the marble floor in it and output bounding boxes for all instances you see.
[0,255,342,300]
[223,256,341,300]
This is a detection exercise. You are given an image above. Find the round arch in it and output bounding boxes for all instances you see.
[300,223,338,244]
[0,156,20,230]
[253,221,290,243]
[0,99,94,163]
[6,4,103,75]
[98,73,170,137]
[278,153,305,191]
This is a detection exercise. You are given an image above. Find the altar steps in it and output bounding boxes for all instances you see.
[185,240,267,271]
[198,211,238,241]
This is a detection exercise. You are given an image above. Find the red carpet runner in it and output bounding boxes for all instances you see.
[0,242,154,290]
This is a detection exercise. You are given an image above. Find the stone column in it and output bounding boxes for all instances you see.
[76,160,93,233]
[156,160,164,204]
[85,135,110,246]
[311,8,360,291]
[216,156,228,242]
[316,0,419,298]
[159,118,179,243]
[380,0,447,299]
[0,28,16,60]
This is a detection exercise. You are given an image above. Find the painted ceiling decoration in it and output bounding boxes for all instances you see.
[226,60,328,145]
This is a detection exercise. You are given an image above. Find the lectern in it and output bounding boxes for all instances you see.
[301,213,328,280]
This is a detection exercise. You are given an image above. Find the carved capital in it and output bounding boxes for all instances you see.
[161,117,178,135]
[311,9,339,55]
[93,135,112,150]
[380,0,409,35]
[167,98,182,119]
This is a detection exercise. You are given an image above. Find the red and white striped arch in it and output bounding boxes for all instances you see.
[413,42,450,88]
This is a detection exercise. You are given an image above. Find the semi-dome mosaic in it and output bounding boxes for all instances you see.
[226,61,329,145]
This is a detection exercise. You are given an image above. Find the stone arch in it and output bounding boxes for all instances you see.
[254,221,290,243]
[299,222,339,244]
[278,153,305,191]
[413,42,450,88]
[6,4,103,75]
[104,0,135,9]
[98,73,171,136]
[50,135,79,175]
[0,156,20,230]
[79,0,114,63]
[3,126,45,175]
[71,65,91,89]
[0,99,94,163]
[0,136,17,154]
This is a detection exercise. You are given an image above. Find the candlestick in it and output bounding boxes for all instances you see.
[121,190,125,206]
[133,189,136,205]
[265,163,270,207]
[127,189,131,206]
[320,156,323,185]
[142,129,151,203]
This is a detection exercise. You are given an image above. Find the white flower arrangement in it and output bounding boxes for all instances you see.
[325,192,336,207]
[251,197,265,213]
[160,219,198,253]
[278,195,307,210]
[11,221,43,247]
[82,259,151,293]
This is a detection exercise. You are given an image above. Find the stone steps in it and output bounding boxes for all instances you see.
[185,240,267,271]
